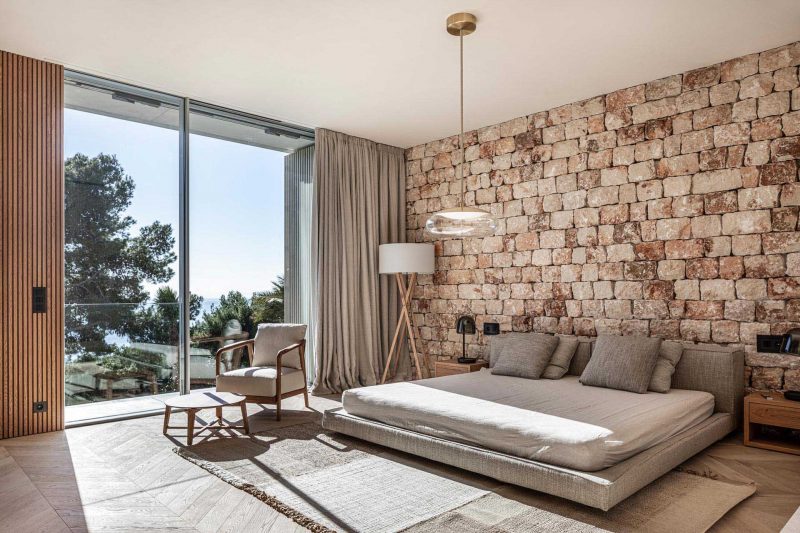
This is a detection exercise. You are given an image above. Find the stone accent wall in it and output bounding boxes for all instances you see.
[405,41,800,392]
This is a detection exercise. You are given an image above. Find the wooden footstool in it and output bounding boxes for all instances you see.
[162,391,249,445]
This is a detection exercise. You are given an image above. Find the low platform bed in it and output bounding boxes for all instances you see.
[321,341,743,511]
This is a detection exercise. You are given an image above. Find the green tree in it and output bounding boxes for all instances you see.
[192,291,255,338]
[251,276,284,324]
[128,286,203,346]
[65,153,176,359]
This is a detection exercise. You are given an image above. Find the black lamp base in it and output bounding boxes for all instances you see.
[457,357,477,364]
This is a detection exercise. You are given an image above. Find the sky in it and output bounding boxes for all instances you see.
[64,109,285,304]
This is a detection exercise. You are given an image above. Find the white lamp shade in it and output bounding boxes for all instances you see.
[379,243,435,274]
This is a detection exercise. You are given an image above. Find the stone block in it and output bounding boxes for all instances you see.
[762,232,800,254]
[656,218,691,240]
[692,168,742,194]
[657,259,686,280]
[721,53,759,81]
[645,75,682,100]
[632,97,677,124]
[677,88,709,112]
[600,166,628,186]
[721,210,772,235]
[691,215,722,238]
[709,81,740,106]
[714,123,751,147]
[681,129,714,154]
[761,161,797,185]
[738,186,781,210]
[656,154,700,177]
[759,42,800,73]
[665,238,705,259]
[751,117,783,141]
[700,279,736,300]
[674,279,700,299]
[758,91,791,118]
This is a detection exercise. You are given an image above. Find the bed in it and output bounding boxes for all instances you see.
[321,339,743,511]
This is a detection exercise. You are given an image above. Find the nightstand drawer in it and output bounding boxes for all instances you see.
[749,403,800,430]
[434,360,488,377]
[435,366,466,377]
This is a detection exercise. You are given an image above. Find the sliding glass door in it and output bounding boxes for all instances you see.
[64,75,181,419]
[188,104,314,389]
[63,72,314,423]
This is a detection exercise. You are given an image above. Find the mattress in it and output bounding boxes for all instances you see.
[341,370,715,471]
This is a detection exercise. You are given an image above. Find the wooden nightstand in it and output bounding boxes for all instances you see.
[434,359,489,377]
[744,392,800,455]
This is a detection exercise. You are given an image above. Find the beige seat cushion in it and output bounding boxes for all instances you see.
[252,323,307,369]
[216,366,307,397]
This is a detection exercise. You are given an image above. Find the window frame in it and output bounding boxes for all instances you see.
[63,70,313,404]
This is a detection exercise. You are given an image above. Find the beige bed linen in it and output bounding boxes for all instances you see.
[341,371,714,471]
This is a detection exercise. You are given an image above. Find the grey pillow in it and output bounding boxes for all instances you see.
[488,333,533,367]
[648,341,683,393]
[542,335,579,379]
[491,333,559,379]
[579,335,662,393]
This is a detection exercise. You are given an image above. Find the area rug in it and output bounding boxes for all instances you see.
[173,422,755,533]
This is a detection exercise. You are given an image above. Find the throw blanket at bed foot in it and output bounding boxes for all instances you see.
[173,422,754,533]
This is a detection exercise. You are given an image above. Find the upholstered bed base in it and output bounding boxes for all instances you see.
[321,342,744,510]
[322,409,733,511]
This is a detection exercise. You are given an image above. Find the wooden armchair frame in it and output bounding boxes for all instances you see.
[215,338,309,421]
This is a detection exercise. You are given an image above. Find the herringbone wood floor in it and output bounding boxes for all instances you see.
[1,393,798,532]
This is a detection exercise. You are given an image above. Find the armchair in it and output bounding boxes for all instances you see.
[215,323,309,421]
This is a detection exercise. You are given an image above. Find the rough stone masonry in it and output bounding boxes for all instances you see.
[405,41,800,392]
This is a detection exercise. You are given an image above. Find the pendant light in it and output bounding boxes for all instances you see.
[425,12,497,238]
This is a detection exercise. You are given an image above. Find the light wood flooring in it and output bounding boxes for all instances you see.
[1,393,799,533]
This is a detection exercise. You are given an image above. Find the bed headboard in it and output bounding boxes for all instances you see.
[672,344,744,422]
[564,338,744,420]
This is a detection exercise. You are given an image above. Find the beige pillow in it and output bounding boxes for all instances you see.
[579,335,662,393]
[648,341,683,393]
[542,336,579,379]
[491,333,559,379]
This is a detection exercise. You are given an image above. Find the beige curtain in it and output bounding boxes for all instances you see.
[311,128,406,394]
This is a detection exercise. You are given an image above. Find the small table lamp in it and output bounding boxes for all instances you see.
[379,243,435,383]
[456,315,476,363]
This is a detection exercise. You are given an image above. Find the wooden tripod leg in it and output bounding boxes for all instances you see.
[392,276,412,376]
[391,323,407,376]
[381,273,407,384]
[400,274,423,380]
[393,274,415,378]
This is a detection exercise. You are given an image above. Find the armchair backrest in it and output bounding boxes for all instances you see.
[252,323,307,369]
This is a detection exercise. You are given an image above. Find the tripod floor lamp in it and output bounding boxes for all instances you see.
[379,243,435,384]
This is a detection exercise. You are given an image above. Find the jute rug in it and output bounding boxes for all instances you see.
[173,422,755,533]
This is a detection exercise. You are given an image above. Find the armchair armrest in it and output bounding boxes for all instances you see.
[275,340,307,396]
[215,339,254,376]
[275,340,306,370]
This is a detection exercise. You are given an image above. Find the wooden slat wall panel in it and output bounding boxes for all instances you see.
[0,51,64,439]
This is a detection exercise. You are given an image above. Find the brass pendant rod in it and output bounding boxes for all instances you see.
[459,29,465,208]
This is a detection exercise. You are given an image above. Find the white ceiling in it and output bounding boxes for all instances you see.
[2,0,800,148]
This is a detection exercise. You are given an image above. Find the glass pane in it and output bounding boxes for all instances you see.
[64,77,181,422]
[188,107,313,389]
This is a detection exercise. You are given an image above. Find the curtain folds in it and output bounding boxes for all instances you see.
[311,129,406,394]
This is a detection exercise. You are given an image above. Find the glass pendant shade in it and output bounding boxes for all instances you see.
[425,206,497,238]
[424,13,496,239]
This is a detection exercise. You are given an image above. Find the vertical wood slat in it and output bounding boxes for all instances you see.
[0,51,64,439]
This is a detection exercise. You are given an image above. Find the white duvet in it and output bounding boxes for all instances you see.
[341,370,714,471]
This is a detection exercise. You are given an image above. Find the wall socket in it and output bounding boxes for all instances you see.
[33,401,47,413]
